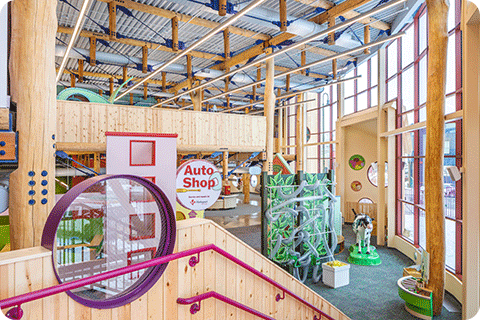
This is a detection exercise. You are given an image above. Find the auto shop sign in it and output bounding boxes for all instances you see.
[176,160,222,210]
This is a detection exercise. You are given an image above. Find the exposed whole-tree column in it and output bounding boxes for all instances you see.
[425,0,449,315]
[9,0,57,249]
[263,57,275,174]
[295,94,303,172]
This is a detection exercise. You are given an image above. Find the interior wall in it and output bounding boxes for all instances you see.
[344,121,378,204]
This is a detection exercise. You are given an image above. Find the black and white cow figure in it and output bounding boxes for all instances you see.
[352,209,374,254]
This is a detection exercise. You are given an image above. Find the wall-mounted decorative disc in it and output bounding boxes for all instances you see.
[351,181,362,192]
[348,154,366,170]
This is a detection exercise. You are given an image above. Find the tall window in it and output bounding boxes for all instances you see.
[393,2,463,276]
[285,86,337,174]
[343,53,379,116]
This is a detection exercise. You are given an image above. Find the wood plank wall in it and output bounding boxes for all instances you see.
[344,202,378,223]
[56,101,266,151]
[0,219,349,320]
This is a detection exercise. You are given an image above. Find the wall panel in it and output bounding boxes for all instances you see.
[56,101,266,152]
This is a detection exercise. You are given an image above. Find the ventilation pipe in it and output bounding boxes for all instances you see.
[55,45,325,91]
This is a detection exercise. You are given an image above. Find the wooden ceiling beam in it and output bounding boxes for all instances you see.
[96,0,270,41]
[57,26,225,61]
[57,68,176,87]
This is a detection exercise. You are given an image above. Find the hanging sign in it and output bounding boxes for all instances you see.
[176,160,222,210]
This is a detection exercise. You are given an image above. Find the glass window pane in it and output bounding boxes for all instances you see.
[401,110,415,127]
[448,2,456,31]
[419,13,427,54]
[345,70,355,97]
[388,41,398,78]
[445,219,456,271]
[357,91,368,111]
[371,86,378,107]
[332,84,338,103]
[402,66,415,112]
[402,158,414,203]
[402,202,415,242]
[419,57,427,105]
[419,106,426,122]
[402,132,414,157]
[357,62,368,92]
[388,77,397,101]
[444,122,456,156]
[419,158,425,206]
[445,94,456,115]
[371,54,378,86]
[402,25,415,68]
[344,97,354,115]
[446,35,456,94]
[332,103,338,121]
[419,209,426,248]
[419,128,426,156]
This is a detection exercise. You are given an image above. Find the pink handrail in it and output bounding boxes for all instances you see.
[177,291,275,320]
[0,244,334,320]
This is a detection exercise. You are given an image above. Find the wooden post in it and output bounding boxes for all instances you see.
[328,17,335,45]
[279,0,287,32]
[223,28,230,62]
[425,0,448,315]
[143,82,148,100]
[89,37,96,66]
[123,66,128,83]
[9,0,57,249]
[243,173,250,204]
[98,89,103,96]
[130,93,133,105]
[301,50,306,75]
[332,59,337,80]
[142,45,148,73]
[93,152,101,174]
[278,103,283,154]
[108,1,117,39]
[186,54,193,89]
[263,57,275,174]
[70,73,75,87]
[295,94,303,172]
[222,151,229,187]
[364,26,371,55]
[162,72,167,92]
[171,17,179,52]
[219,0,227,16]
[190,90,202,111]
[78,59,84,82]
[462,5,480,318]
[285,74,290,92]
[377,47,386,247]
[256,67,261,88]
[109,77,114,96]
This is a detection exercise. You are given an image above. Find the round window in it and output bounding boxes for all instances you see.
[41,175,176,309]
[367,162,388,187]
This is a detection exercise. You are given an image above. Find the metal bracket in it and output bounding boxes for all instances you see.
[5,305,23,319]
[189,253,200,267]
[275,291,285,302]
[190,301,201,314]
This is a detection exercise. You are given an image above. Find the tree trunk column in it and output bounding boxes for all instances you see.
[425,0,449,315]
[9,0,57,249]
[263,57,275,174]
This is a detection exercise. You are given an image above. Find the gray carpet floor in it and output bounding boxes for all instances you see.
[225,224,462,320]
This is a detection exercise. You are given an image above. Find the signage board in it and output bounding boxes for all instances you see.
[176,160,222,210]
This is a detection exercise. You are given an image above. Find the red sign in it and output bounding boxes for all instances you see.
[176,160,222,210]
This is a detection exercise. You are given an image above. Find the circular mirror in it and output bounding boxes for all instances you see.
[41,175,176,309]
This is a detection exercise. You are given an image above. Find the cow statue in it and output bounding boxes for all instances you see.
[352,209,374,254]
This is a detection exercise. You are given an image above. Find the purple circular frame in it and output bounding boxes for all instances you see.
[41,174,176,309]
